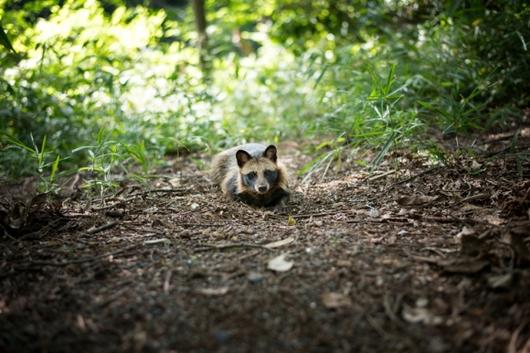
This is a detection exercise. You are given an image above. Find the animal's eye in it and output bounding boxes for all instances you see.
[264,170,278,181]
[246,172,257,179]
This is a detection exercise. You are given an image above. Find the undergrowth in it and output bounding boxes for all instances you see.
[0,0,528,192]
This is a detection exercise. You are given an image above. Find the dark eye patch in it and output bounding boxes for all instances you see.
[264,169,278,183]
[243,172,257,187]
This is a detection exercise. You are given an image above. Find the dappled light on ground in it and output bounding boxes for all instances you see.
[1,134,529,353]
[1,1,529,352]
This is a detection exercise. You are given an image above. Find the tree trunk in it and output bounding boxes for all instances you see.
[191,0,209,75]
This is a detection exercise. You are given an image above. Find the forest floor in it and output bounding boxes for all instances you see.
[1,129,530,353]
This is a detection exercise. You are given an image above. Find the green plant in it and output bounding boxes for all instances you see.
[2,134,61,192]
[73,129,124,197]
[1,0,528,187]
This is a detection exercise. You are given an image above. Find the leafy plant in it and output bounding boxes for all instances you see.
[1,0,528,186]
[2,134,61,192]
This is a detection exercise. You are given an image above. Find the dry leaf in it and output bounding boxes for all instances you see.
[485,214,505,226]
[168,177,181,188]
[402,306,443,325]
[267,254,294,272]
[470,160,482,170]
[368,208,380,218]
[321,292,352,309]
[487,273,513,289]
[397,195,438,206]
[196,287,229,296]
[59,173,83,199]
[455,226,475,239]
[264,236,296,249]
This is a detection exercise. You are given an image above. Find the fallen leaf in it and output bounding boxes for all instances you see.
[59,173,83,199]
[336,260,352,267]
[368,208,380,218]
[267,253,294,272]
[168,177,181,188]
[402,305,443,325]
[484,214,505,226]
[196,287,229,296]
[321,292,352,309]
[264,236,296,249]
[470,160,482,171]
[397,195,438,206]
[487,273,513,289]
[287,215,297,226]
[459,203,482,212]
[455,226,475,239]
[398,208,408,216]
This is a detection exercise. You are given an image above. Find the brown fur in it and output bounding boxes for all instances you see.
[210,143,289,207]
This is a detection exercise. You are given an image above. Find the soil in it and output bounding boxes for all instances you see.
[1,132,529,353]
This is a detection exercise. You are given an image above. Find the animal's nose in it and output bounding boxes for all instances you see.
[258,185,268,193]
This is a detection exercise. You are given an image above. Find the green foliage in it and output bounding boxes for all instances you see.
[1,133,61,192]
[0,0,528,187]
[0,23,16,52]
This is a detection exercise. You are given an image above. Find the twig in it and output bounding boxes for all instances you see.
[91,188,189,210]
[194,243,273,253]
[404,250,442,264]
[86,221,119,234]
[365,314,390,339]
[416,215,475,224]
[176,222,229,227]
[21,218,64,240]
[163,270,172,294]
[383,292,402,324]
[454,193,490,206]
[94,282,134,309]
[485,142,530,158]
[508,321,529,353]
[288,210,346,219]
[346,217,410,224]
[238,249,261,261]
[366,169,396,182]
[391,166,442,187]
[28,243,140,267]
[420,247,450,257]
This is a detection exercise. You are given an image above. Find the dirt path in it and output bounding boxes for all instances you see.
[1,138,529,353]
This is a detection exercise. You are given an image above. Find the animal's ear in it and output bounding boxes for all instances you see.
[263,145,277,163]
[236,150,252,168]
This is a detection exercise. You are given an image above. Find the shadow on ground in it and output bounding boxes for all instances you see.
[1,134,529,353]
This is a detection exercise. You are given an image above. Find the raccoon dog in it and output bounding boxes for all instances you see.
[211,143,289,207]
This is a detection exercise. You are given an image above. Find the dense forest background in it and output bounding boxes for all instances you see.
[1,0,529,190]
[1,3,530,352]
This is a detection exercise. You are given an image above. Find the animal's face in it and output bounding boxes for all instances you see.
[236,145,279,195]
